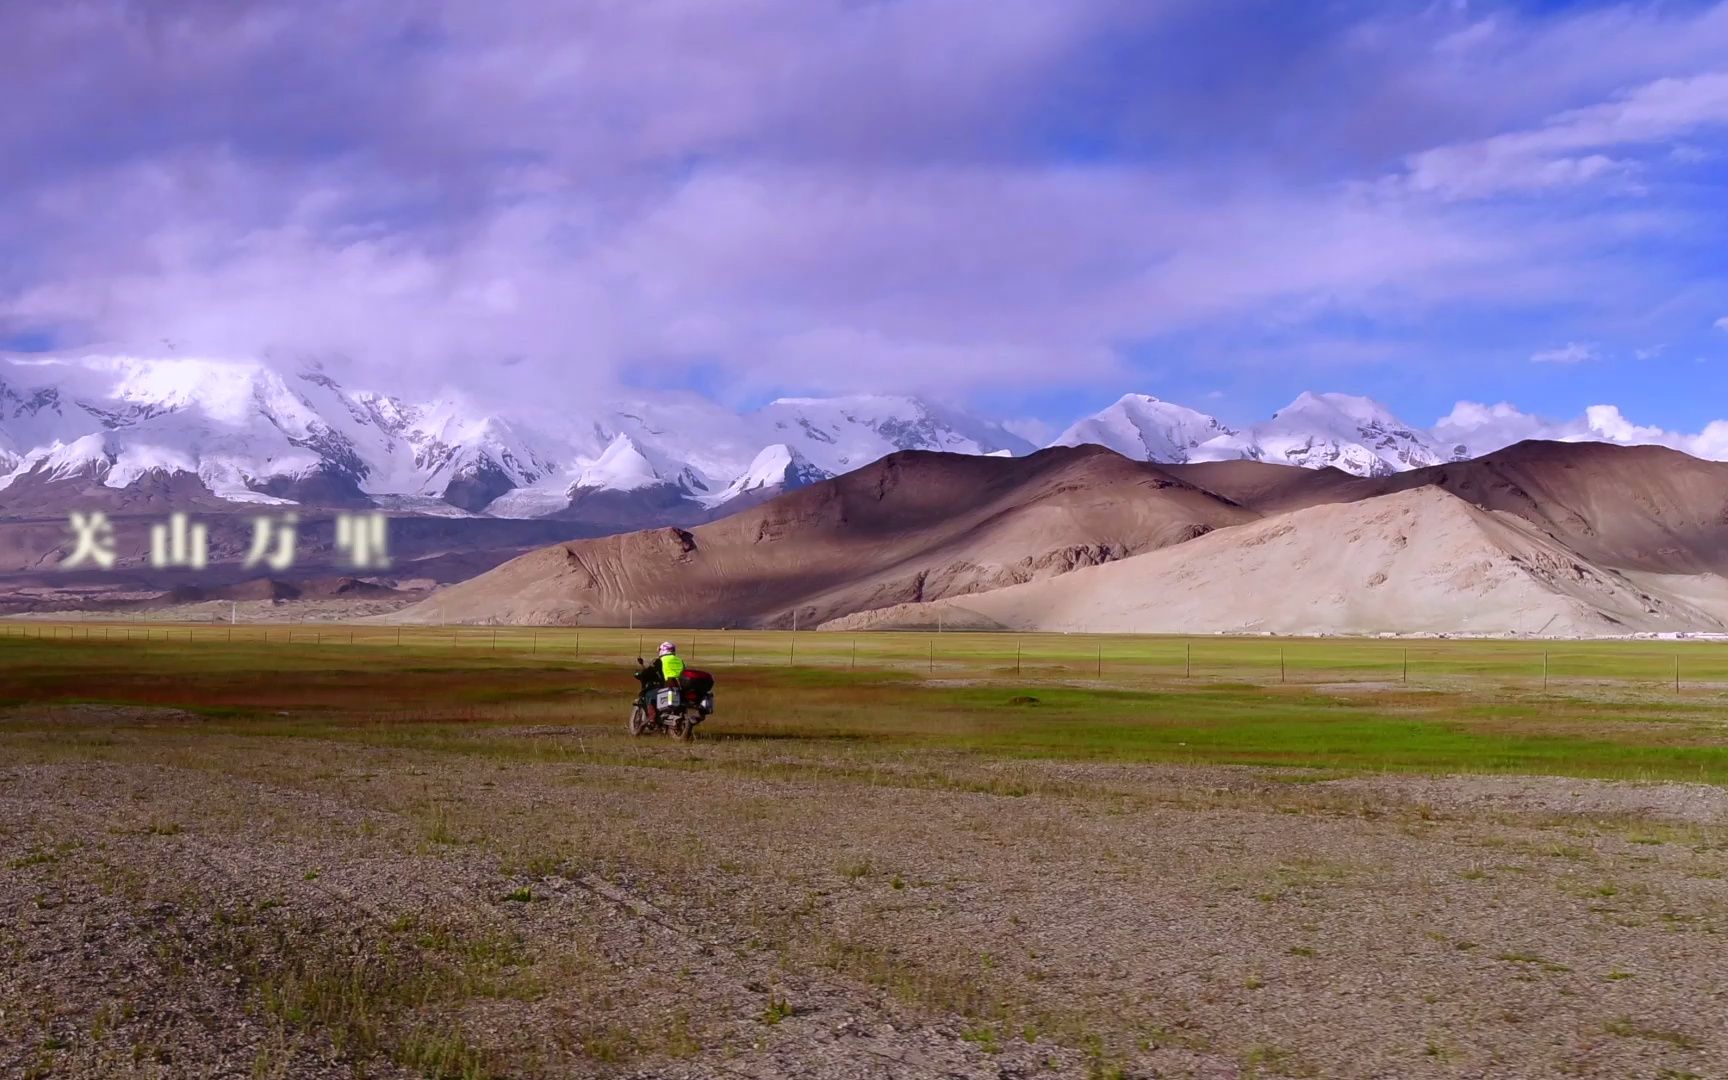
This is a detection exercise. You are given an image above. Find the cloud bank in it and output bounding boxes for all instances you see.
[2,0,1727,418]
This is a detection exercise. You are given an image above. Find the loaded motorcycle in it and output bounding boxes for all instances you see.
[629,658,715,740]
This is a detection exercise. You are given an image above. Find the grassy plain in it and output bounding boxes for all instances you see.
[5,622,1728,781]
[4,625,1728,1078]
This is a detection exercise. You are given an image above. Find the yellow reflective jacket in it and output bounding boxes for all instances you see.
[659,654,685,681]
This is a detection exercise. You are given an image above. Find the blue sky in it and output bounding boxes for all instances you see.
[1,0,1726,441]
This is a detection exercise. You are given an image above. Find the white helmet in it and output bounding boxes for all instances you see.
[658,641,677,656]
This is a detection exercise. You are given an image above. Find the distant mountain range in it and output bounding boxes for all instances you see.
[0,355,1028,525]
[0,354,1710,526]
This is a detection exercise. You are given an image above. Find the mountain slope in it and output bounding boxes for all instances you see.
[1166,441,1728,577]
[1373,441,1728,576]
[393,439,1728,636]
[836,486,1728,636]
[391,445,1259,627]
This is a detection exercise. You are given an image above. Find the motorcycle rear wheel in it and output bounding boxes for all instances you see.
[671,713,695,741]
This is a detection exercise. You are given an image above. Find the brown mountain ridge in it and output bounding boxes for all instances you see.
[396,444,1258,627]
[394,440,1728,635]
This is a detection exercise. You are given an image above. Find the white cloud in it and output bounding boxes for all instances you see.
[1714,315,1728,331]
[1001,417,1055,445]
[1530,342,1597,364]
[1403,71,1728,199]
[1434,399,1728,460]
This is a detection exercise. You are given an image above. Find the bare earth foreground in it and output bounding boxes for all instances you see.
[3,640,1728,1078]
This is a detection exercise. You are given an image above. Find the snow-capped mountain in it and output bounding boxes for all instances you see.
[0,355,1029,524]
[697,444,832,510]
[1195,391,1459,476]
[1050,394,1237,463]
[0,355,556,510]
[1053,391,1461,477]
[757,396,1029,472]
[7,350,1719,526]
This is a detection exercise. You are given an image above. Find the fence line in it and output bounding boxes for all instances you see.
[2,619,1724,695]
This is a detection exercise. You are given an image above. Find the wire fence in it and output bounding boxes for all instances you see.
[3,619,1726,695]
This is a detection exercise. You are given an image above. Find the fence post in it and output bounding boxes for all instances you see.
[929,638,934,673]
[1185,642,1192,679]
[1543,651,1549,692]
[851,638,857,670]
[1280,646,1286,684]
[1403,648,1408,685]
[1097,644,1103,678]
[1016,641,1022,675]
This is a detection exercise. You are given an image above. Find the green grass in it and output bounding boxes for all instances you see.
[6,620,1728,687]
[5,623,1728,784]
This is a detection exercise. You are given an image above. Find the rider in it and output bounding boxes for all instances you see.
[639,642,686,718]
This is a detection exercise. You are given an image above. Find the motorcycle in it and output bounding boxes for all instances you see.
[629,658,715,740]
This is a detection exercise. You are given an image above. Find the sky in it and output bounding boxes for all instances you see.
[2,0,1727,441]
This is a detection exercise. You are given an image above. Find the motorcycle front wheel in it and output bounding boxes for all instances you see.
[628,704,650,736]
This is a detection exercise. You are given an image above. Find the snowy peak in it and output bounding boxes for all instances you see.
[0,355,572,511]
[1051,394,1235,463]
[1057,390,1463,478]
[700,443,832,509]
[1256,392,1452,476]
[1273,391,1396,425]
[9,353,1720,520]
[758,395,1033,474]
[0,355,1039,522]
[572,434,666,493]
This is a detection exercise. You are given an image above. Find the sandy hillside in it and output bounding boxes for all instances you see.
[1161,458,1366,513]
[828,486,1728,636]
[392,445,1259,627]
[1169,441,1728,575]
[1377,441,1728,575]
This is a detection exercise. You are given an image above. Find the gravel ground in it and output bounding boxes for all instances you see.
[3,718,1727,1079]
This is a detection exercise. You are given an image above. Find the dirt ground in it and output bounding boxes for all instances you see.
[3,712,1726,1079]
